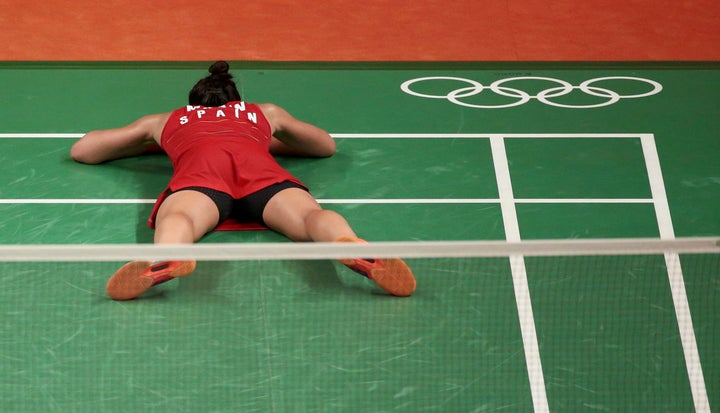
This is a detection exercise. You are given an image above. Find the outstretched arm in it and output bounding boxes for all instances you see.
[259,103,336,157]
[70,113,169,164]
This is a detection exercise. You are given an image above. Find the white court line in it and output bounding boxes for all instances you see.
[332,133,651,139]
[0,133,83,138]
[322,198,655,204]
[0,199,156,204]
[641,135,710,413]
[0,133,651,139]
[515,198,653,204]
[490,135,549,413]
[0,198,655,205]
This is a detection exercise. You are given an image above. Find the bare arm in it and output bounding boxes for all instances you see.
[259,103,336,157]
[70,113,170,164]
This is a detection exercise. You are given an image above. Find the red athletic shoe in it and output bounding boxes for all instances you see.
[106,260,196,301]
[336,237,416,297]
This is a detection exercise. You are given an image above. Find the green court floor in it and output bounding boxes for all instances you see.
[0,62,718,412]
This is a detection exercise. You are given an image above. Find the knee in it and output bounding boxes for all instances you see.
[155,211,202,242]
[284,209,329,242]
[293,211,323,242]
[303,209,348,242]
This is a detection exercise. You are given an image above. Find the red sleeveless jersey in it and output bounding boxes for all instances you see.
[159,101,304,197]
[147,101,306,229]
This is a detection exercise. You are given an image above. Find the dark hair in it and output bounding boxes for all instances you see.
[188,61,242,106]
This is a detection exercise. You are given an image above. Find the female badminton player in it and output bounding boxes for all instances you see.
[70,61,415,300]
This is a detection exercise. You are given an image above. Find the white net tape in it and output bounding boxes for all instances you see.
[0,237,717,262]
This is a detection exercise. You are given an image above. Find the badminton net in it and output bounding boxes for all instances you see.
[0,237,718,412]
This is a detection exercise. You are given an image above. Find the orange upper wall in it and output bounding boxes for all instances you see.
[1,0,718,61]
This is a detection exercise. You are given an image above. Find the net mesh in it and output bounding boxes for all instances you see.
[1,237,718,412]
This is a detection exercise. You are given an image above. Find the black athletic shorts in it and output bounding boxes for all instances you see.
[171,181,306,226]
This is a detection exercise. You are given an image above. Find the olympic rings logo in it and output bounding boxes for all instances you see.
[400,76,663,109]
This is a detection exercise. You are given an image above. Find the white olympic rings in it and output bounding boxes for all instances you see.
[400,76,663,108]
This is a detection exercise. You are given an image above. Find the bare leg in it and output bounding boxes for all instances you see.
[154,190,220,243]
[106,190,216,300]
[262,187,356,242]
[262,188,416,296]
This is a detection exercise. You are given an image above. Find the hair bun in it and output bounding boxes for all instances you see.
[209,61,230,75]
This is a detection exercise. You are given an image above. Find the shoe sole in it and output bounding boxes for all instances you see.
[335,236,416,297]
[106,260,196,301]
[365,258,416,297]
[338,257,416,297]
